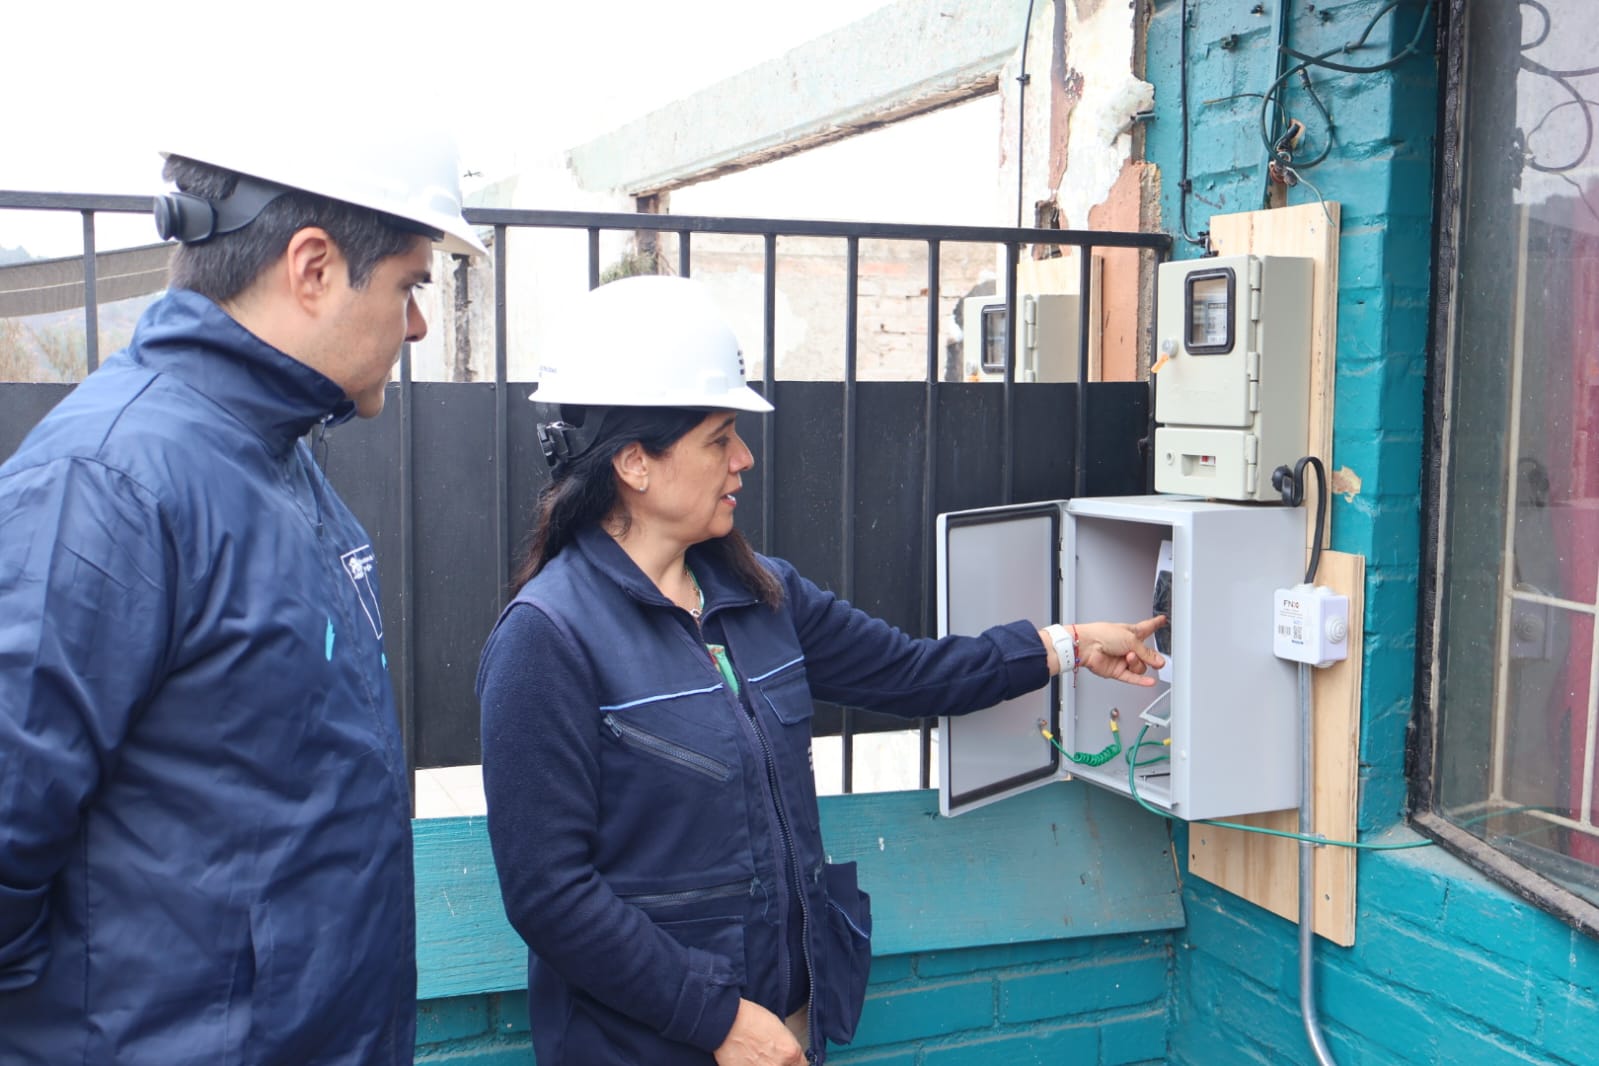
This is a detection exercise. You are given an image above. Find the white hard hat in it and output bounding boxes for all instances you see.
[158,123,487,259]
[532,275,773,412]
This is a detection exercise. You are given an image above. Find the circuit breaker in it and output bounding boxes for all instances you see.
[1154,255,1313,501]
[937,495,1304,820]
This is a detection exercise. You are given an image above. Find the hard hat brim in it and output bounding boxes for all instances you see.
[529,383,774,413]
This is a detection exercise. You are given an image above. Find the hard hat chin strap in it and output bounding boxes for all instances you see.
[154,173,291,244]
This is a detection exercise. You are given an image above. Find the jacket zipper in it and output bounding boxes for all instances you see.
[619,877,760,910]
[603,713,734,782]
[677,608,817,1059]
[737,675,816,1059]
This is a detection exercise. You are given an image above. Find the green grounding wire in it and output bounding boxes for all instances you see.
[1122,723,1434,852]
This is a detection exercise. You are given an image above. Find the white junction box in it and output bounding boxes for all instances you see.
[1153,255,1313,501]
[938,495,1305,821]
[1272,582,1351,668]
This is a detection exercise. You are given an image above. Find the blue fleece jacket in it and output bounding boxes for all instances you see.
[477,525,1048,1065]
[0,290,415,1064]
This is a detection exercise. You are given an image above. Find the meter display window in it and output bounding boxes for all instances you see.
[1185,268,1235,355]
[979,304,1008,373]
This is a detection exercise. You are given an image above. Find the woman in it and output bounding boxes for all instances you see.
[477,275,1163,1066]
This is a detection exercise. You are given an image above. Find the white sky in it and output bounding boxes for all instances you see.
[3,0,927,257]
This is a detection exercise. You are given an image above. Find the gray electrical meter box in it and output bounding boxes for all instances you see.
[962,294,1085,382]
[937,495,1304,820]
[1154,255,1313,501]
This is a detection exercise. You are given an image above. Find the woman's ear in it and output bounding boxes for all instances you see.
[612,442,649,494]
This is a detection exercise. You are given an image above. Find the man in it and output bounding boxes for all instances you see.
[0,127,485,1063]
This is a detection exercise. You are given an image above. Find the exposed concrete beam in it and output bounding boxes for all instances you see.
[567,0,1028,196]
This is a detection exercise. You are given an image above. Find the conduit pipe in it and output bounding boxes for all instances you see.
[1298,661,1338,1066]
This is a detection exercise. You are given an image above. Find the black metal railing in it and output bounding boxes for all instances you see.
[1,190,1171,797]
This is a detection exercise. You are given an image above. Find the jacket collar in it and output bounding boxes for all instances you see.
[129,288,356,456]
[574,525,758,615]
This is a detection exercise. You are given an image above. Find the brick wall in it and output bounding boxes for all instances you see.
[412,787,1182,1064]
[416,993,530,1064]
[416,935,1172,1066]
[1145,2,1599,1063]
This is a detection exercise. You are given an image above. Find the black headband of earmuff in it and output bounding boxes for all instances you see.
[537,405,614,476]
[153,172,445,246]
[153,173,290,245]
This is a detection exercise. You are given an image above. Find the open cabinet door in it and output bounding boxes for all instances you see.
[938,502,1066,816]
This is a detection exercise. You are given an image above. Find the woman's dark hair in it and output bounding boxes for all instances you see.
[162,156,422,303]
[513,405,784,608]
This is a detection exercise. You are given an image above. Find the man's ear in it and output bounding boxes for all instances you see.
[284,227,342,315]
[612,442,648,492]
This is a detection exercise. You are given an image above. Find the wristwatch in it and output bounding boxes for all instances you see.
[1045,623,1078,675]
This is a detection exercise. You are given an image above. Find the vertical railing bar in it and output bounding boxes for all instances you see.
[1075,241,1094,498]
[80,211,100,374]
[494,227,511,601]
[398,340,418,815]
[679,230,691,278]
[762,232,778,555]
[587,227,601,289]
[842,235,860,794]
[920,239,942,791]
[1002,241,1020,505]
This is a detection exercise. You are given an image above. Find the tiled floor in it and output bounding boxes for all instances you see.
[412,730,937,818]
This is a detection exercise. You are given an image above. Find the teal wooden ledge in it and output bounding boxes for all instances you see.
[413,781,1184,1001]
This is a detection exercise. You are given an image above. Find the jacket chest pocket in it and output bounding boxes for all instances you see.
[602,712,734,783]
[750,659,816,764]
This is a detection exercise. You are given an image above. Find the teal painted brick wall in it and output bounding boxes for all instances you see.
[415,992,533,1064]
[1147,2,1599,1063]
[415,937,1173,1065]
[415,789,1181,1063]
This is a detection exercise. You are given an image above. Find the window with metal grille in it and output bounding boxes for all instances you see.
[1417,0,1599,935]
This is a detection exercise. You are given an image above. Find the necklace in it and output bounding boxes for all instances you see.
[685,566,704,621]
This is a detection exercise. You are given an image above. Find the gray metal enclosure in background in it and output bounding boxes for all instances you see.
[0,195,1170,790]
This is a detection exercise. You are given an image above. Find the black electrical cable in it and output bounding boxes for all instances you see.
[1512,0,1598,176]
[1520,0,1551,49]
[1278,0,1435,75]
[1518,61,1597,173]
[1272,455,1328,584]
[1260,0,1436,175]
[1016,0,1036,228]
[1177,0,1208,248]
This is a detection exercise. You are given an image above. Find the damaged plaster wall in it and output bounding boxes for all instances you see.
[997,0,1156,381]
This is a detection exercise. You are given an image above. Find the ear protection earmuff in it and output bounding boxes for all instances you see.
[152,174,290,245]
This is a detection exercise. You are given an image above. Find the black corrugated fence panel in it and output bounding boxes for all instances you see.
[0,378,1151,760]
[769,382,846,593]
[409,384,508,767]
[319,391,407,740]
[1082,381,1153,497]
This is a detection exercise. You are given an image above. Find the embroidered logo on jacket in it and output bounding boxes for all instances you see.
[341,545,383,639]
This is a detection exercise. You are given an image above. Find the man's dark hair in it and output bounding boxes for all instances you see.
[162,156,422,303]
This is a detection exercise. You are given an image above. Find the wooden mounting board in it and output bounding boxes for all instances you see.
[1185,203,1359,946]
[1187,549,1363,946]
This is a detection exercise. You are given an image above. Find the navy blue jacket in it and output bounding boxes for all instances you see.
[477,525,1047,1065]
[0,291,416,1064]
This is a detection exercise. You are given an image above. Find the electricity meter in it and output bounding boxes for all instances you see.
[1153,255,1313,501]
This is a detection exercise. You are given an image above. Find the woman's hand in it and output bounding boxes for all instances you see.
[714,999,805,1066]
[1041,616,1166,686]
